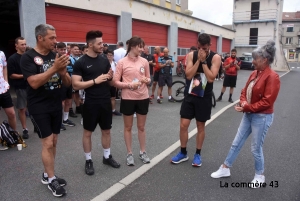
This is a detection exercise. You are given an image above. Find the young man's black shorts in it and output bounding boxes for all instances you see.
[0,90,14,108]
[30,110,62,138]
[61,85,72,100]
[110,86,117,98]
[153,71,159,82]
[180,95,212,122]
[120,98,149,116]
[223,74,237,88]
[158,75,172,87]
[82,101,112,131]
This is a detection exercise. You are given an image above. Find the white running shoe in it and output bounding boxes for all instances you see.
[211,165,231,178]
[250,174,265,188]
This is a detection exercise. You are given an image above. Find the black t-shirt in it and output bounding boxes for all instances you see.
[20,49,62,114]
[7,53,27,89]
[141,53,154,75]
[73,54,111,104]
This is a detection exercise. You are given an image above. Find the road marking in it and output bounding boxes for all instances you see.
[92,71,290,201]
[297,67,300,69]
[291,67,295,68]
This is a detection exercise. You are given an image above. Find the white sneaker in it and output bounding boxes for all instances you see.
[250,174,265,188]
[0,144,8,151]
[211,165,231,178]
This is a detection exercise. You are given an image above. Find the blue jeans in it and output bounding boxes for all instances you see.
[224,113,274,175]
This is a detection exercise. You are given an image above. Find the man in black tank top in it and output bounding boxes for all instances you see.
[171,33,221,167]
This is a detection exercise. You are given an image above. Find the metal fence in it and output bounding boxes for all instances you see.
[233,9,277,22]
[235,36,274,46]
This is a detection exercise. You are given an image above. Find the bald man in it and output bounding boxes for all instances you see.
[150,46,163,100]
[157,47,176,103]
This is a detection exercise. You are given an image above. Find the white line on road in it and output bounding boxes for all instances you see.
[291,67,295,68]
[92,71,290,201]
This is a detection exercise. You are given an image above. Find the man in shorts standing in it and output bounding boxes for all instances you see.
[20,24,71,197]
[150,46,163,100]
[171,33,221,167]
[216,49,240,103]
[72,30,120,176]
[7,37,29,139]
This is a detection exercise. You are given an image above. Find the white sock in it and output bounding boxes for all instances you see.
[168,96,171,99]
[23,128,28,131]
[85,152,92,160]
[112,109,115,112]
[44,172,48,178]
[103,148,110,159]
[157,96,160,99]
[140,150,145,154]
[63,112,69,121]
[48,176,56,183]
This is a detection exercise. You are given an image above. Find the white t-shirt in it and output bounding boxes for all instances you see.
[113,48,126,63]
[0,51,9,94]
[110,61,117,73]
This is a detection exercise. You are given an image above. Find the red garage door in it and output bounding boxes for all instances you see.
[210,35,218,52]
[46,5,117,43]
[178,28,198,48]
[222,38,231,53]
[132,20,168,47]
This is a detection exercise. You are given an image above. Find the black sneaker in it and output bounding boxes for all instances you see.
[60,124,66,131]
[62,119,76,127]
[157,99,162,104]
[22,129,29,139]
[48,179,66,197]
[85,159,94,175]
[112,110,122,116]
[41,174,67,186]
[168,97,176,103]
[228,98,234,103]
[103,155,121,168]
[69,109,77,118]
[216,97,222,102]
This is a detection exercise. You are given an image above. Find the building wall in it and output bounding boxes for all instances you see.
[45,0,234,40]
[282,21,300,62]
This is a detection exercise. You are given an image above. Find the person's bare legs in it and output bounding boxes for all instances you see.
[83,129,92,153]
[42,134,58,178]
[136,114,147,152]
[4,107,16,130]
[18,108,27,129]
[151,81,157,96]
[123,115,134,154]
[196,121,206,149]
[180,118,191,147]
[101,129,111,149]
[111,97,116,111]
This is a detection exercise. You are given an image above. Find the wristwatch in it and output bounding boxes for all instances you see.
[202,60,207,65]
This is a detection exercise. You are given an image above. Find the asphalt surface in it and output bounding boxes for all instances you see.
[0,69,290,201]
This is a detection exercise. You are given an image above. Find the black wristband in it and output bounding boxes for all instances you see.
[93,79,95,85]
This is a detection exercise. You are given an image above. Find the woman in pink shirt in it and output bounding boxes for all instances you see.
[113,36,151,166]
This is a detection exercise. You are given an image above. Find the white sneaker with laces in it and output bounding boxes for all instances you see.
[250,174,265,188]
[211,165,231,178]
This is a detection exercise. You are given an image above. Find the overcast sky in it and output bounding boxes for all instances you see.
[188,0,300,26]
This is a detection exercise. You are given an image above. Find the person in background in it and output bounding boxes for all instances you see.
[211,40,280,188]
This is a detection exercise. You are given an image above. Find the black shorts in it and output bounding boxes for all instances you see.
[180,94,212,122]
[30,110,62,138]
[153,71,159,82]
[82,101,112,131]
[0,90,13,109]
[120,98,149,116]
[158,74,172,87]
[61,85,72,100]
[223,74,237,88]
[110,86,117,97]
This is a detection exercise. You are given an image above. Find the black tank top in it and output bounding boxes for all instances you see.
[192,50,216,97]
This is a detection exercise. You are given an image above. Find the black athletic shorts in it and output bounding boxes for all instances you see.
[180,94,212,122]
[120,98,149,116]
[0,90,13,109]
[158,74,172,87]
[153,71,159,82]
[82,101,112,131]
[223,74,237,88]
[110,86,117,98]
[30,110,62,138]
[61,85,72,100]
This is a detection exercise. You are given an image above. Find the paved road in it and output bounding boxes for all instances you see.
[0,69,289,201]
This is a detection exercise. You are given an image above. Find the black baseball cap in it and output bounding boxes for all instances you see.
[103,43,108,47]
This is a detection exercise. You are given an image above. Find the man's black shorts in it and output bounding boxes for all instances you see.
[180,94,212,122]
[61,85,72,100]
[82,101,112,131]
[223,74,237,88]
[158,74,172,87]
[153,71,159,82]
[0,90,13,109]
[30,110,62,139]
[120,98,149,116]
[110,86,117,98]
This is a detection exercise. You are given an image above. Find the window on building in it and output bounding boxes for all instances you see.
[287,27,294,32]
[298,37,300,45]
[176,0,181,5]
[249,28,258,45]
[251,2,260,20]
[286,37,292,44]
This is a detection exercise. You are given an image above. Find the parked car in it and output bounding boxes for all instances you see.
[240,53,254,70]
